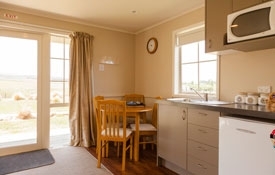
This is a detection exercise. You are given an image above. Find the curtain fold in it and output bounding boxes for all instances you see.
[69,32,95,147]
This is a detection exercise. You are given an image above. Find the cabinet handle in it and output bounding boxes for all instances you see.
[198,129,208,133]
[198,112,208,116]
[181,109,187,120]
[197,146,207,152]
[197,163,207,169]
[208,39,212,48]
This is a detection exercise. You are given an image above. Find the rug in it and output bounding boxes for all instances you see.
[9,146,112,175]
[0,149,55,175]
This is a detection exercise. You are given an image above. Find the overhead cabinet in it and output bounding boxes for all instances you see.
[205,0,275,53]
[232,0,265,11]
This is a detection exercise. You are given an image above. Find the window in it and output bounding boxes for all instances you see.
[49,35,70,147]
[173,24,218,98]
[50,35,70,105]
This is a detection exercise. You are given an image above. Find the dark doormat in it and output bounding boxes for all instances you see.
[0,149,55,175]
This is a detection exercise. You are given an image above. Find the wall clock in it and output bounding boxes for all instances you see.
[146,37,158,54]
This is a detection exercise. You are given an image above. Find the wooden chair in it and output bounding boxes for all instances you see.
[123,94,146,122]
[96,100,133,171]
[93,96,104,154]
[129,96,162,150]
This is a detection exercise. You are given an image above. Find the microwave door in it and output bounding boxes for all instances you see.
[229,8,271,42]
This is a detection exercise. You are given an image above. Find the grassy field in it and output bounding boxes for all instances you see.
[0,78,69,145]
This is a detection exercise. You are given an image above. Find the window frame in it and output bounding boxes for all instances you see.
[172,23,220,100]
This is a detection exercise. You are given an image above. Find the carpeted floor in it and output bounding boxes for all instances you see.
[9,146,112,175]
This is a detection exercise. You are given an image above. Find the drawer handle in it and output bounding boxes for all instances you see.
[182,109,187,120]
[197,146,207,152]
[198,112,208,116]
[236,128,256,134]
[197,163,207,169]
[198,129,208,133]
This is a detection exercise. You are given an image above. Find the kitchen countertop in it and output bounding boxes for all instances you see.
[160,99,275,122]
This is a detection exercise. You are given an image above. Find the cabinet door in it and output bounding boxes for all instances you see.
[158,103,187,169]
[205,0,232,53]
[232,0,262,11]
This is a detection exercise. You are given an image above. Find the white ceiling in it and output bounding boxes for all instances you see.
[0,0,204,33]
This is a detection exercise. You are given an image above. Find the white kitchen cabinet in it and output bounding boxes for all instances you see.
[187,108,220,175]
[158,102,188,170]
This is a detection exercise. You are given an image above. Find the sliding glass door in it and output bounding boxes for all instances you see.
[0,29,49,156]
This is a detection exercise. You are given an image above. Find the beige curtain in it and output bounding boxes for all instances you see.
[69,32,95,147]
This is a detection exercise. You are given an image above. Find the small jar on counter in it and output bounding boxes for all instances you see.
[258,93,269,106]
[234,92,247,103]
[245,92,259,105]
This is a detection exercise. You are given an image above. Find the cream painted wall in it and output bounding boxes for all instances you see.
[220,49,275,102]
[0,8,135,97]
[135,7,205,98]
[135,7,275,101]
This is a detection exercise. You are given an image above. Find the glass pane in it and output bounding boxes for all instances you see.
[65,38,70,59]
[181,43,198,63]
[64,82,69,103]
[51,42,64,58]
[50,106,70,148]
[65,59,69,81]
[51,59,64,81]
[0,36,38,148]
[50,82,64,104]
[199,61,217,93]
[181,63,198,92]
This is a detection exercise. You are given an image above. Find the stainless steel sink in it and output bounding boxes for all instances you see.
[167,98,233,105]
[189,100,234,105]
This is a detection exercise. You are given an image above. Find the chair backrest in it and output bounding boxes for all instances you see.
[123,94,145,105]
[152,96,162,128]
[97,100,127,140]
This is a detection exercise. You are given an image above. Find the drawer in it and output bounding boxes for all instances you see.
[188,124,218,147]
[188,140,218,166]
[188,109,219,129]
[188,156,218,175]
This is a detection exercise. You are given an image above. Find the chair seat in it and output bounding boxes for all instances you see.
[130,123,157,131]
[101,128,133,138]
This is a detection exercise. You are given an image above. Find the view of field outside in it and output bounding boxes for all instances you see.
[0,34,70,148]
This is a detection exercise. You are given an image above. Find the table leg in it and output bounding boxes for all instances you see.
[134,113,140,161]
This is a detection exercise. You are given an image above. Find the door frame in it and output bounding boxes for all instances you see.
[0,28,50,156]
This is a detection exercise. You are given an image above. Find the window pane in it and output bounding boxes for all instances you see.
[50,82,63,103]
[181,64,198,92]
[199,61,217,93]
[51,42,64,58]
[181,43,198,63]
[64,82,69,103]
[65,59,69,81]
[51,59,64,81]
[65,39,70,59]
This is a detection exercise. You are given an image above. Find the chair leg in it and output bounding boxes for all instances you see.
[130,136,133,160]
[122,141,126,171]
[117,142,120,157]
[97,140,102,168]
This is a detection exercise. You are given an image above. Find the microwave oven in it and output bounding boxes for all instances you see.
[227,0,275,43]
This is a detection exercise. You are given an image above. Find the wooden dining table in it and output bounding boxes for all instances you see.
[126,106,153,161]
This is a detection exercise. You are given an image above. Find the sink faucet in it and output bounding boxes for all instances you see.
[190,88,208,101]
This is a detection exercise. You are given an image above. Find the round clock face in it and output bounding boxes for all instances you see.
[147,37,158,54]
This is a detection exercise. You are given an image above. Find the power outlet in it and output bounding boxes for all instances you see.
[257,86,272,93]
